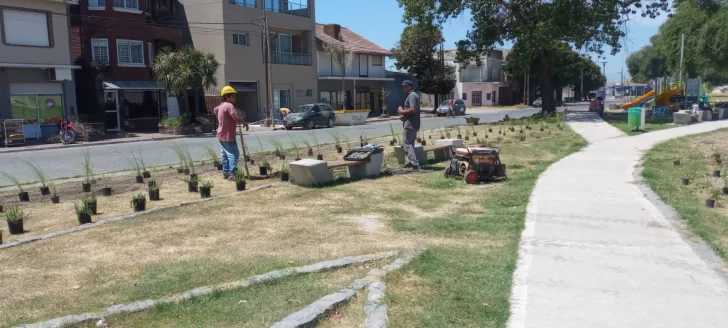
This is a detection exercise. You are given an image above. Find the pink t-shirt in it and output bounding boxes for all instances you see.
[214,102,238,142]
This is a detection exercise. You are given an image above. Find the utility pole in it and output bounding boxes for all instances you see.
[679,33,685,87]
[580,69,584,102]
[601,61,607,97]
[526,68,530,105]
[523,70,527,104]
[263,15,274,128]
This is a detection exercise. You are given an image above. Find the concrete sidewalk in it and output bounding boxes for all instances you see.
[509,113,728,328]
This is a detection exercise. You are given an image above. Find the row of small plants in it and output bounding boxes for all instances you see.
[676,150,728,208]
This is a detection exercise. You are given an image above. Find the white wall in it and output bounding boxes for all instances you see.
[317,51,385,78]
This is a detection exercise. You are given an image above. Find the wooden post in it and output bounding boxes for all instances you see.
[238,125,250,178]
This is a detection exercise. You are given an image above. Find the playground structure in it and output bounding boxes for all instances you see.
[621,87,683,109]
[621,77,711,110]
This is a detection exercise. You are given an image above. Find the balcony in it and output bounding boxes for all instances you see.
[268,51,312,66]
[265,0,310,17]
[146,0,179,27]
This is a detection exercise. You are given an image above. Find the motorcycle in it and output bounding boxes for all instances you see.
[59,116,78,144]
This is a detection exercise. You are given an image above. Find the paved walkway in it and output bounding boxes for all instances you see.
[509,113,728,328]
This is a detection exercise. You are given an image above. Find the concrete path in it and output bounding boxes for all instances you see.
[509,114,728,328]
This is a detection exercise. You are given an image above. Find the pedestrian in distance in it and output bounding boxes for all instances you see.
[398,80,421,170]
[214,86,249,180]
[447,98,455,118]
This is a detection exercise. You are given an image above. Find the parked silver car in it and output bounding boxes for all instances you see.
[435,99,467,116]
[532,98,542,107]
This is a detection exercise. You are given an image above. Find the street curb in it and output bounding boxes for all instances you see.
[270,248,425,328]
[16,250,401,328]
[0,183,278,250]
[0,135,191,154]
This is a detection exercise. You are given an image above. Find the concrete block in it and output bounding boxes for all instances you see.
[394,145,426,165]
[673,112,691,125]
[434,138,462,161]
[290,159,332,187]
[700,110,713,121]
[718,107,727,120]
[348,152,383,180]
[434,138,463,147]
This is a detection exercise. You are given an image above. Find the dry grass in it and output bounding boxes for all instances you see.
[0,118,582,327]
[317,291,366,328]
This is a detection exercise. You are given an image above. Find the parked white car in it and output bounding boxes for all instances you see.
[532,98,542,107]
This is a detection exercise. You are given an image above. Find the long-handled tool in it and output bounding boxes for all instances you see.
[237,124,250,178]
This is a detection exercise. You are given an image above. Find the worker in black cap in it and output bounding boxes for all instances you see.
[398,80,420,169]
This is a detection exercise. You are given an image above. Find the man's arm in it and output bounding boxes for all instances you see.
[229,108,249,130]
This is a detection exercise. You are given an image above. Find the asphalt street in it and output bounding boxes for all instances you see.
[0,105,588,184]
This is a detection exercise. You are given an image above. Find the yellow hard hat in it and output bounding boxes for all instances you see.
[220,86,237,96]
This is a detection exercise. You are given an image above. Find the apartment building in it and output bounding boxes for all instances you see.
[70,0,183,131]
[441,49,516,107]
[0,0,79,139]
[315,23,392,117]
[181,0,317,122]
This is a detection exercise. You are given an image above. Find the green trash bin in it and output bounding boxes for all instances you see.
[627,107,641,130]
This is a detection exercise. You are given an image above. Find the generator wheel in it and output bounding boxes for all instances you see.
[464,170,478,184]
[444,167,453,178]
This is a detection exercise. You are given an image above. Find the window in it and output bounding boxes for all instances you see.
[296,89,312,97]
[113,0,139,10]
[2,9,50,47]
[117,39,144,66]
[88,0,104,8]
[462,93,467,100]
[486,93,491,101]
[229,0,255,7]
[232,33,248,46]
[372,56,383,66]
[91,38,109,64]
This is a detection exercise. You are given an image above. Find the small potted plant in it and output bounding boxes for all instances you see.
[50,182,60,204]
[706,188,722,208]
[82,192,98,215]
[682,175,691,185]
[713,168,721,177]
[186,176,199,192]
[280,164,290,182]
[235,170,246,191]
[674,159,681,166]
[389,123,398,146]
[1,172,29,202]
[259,161,270,176]
[6,206,26,235]
[148,179,161,201]
[199,180,214,198]
[74,202,92,225]
[456,126,462,139]
[100,175,112,196]
[131,193,146,212]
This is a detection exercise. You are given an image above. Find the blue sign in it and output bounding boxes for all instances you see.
[686,79,700,97]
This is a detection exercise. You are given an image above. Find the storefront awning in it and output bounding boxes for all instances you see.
[103,81,165,90]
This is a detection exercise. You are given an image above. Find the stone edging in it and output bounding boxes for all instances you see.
[1,183,278,250]
[269,248,426,328]
[16,250,400,328]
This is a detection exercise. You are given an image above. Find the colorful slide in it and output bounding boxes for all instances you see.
[655,87,683,106]
[621,90,655,109]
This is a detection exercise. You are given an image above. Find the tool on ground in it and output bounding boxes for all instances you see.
[444,146,507,184]
[237,124,250,178]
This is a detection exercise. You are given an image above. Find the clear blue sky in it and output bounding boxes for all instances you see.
[314,0,668,83]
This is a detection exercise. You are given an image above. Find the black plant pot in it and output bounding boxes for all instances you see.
[77,213,92,225]
[428,136,432,140]
[706,199,716,208]
[674,160,680,166]
[713,170,721,177]
[280,172,290,181]
[217,164,223,170]
[421,141,427,146]
[188,181,198,192]
[7,219,23,235]
[416,138,422,143]
[488,129,492,133]
[102,187,112,196]
[682,178,690,185]
[40,187,50,196]
[440,137,445,139]
[457,135,462,139]
[236,181,246,191]
[308,149,314,156]
[250,159,255,165]
[280,155,286,160]
[177,167,184,173]
[143,171,151,178]
[183,168,190,175]
[245,155,252,162]
[465,136,470,141]
[336,146,343,153]
[390,140,395,146]
[474,132,478,136]
[135,175,144,183]
[723,187,728,195]
[0,205,3,212]
[189,173,198,181]
[133,201,146,212]
[82,183,92,192]
[317,154,324,160]
[18,192,29,202]
[200,187,211,199]
[259,167,268,176]
[149,189,160,201]
[84,201,98,215]
[51,195,60,204]
[295,157,302,161]
[540,127,544,132]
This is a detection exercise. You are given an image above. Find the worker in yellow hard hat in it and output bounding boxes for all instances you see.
[279,107,290,117]
[214,86,249,179]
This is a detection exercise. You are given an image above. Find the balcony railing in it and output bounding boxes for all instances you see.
[265,0,310,17]
[267,51,312,66]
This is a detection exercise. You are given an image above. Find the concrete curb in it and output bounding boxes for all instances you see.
[269,248,425,328]
[16,251,400,328]
[0,135,191,154]
[0,183,278,250]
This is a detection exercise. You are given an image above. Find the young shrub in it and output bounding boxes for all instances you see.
[288,133,302,159]
[202,144,221,167]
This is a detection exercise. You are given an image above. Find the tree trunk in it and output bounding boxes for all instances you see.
[341,76,345,110]
[539,70,557,114]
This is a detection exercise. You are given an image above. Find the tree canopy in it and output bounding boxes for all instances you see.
[391,22,457,99]
[154,46,219,117]
[626,43,667,83]
[398,0,670,112]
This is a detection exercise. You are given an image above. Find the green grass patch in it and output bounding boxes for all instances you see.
[602,112,677,135]
[642,129,728,260]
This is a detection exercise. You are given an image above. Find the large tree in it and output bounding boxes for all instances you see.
[398,0,670,113]
[391,22,457,103]
[626,43,667,83]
